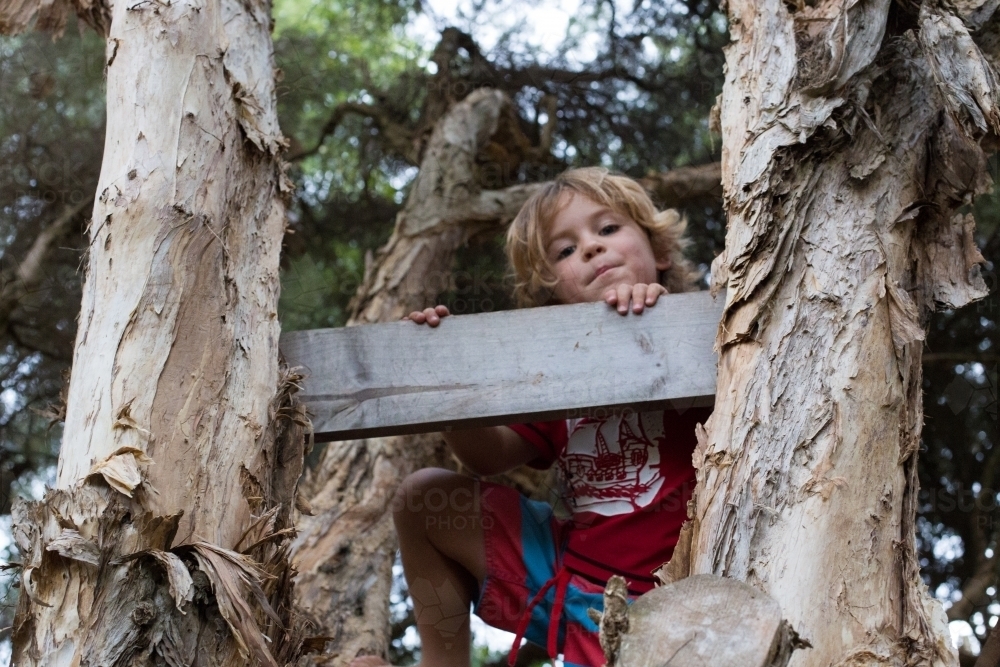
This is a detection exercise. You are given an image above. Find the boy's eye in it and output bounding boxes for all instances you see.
[555,246,574,260]
[600,224,620,235]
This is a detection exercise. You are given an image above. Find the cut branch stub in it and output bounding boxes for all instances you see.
[617,575,804,667]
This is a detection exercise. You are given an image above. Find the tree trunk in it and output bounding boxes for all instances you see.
[669,1,998,666]
[8,0,306,664]
[290,88,519,666]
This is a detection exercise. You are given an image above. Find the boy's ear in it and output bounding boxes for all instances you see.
[655,255,672,272]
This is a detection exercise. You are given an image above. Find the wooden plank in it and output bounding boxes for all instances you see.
[279,290,723,442]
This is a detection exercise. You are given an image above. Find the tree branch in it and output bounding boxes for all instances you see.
[0,0,111,37]
[947,554,998,621]
[6,318,73,362]
[0,196,91,330]
[458,161,724,232]
[287,102,419,165]
[948,448,1000,624]
[922,352,1000,364]
[638,162,724,209]
[975,623,1000,667]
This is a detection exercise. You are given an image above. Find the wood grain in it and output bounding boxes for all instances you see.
[618,575,797,667]
[280,290,723,441]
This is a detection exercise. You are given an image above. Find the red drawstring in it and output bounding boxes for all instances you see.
[547,568,570,657]
[507,567,572,666]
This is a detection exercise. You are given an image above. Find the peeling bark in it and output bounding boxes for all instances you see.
[669,1,998,666]
[292,433,451,666]
[60,0,289,553]
[346,88,519,325]
[10,0,306,664]
[291,88,515,666]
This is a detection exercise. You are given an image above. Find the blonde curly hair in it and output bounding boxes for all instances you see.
[506,167,702,307]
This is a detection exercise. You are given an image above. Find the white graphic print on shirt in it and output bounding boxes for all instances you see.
[559,411,666,517]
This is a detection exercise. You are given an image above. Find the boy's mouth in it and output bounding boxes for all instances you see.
[593,265,615,280]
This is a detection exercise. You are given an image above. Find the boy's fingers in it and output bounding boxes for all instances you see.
[646,284,667,306]
[632,284,647,313]
[425,305,449,327]
[605,289,618,305]
[423,307,441,327]
[406,306,449,326]
[616,284,631,314]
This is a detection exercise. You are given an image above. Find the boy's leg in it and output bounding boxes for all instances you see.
[393,468,488,667]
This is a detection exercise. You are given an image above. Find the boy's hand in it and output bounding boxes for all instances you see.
[605,283,667,315]
[404,305,450,327]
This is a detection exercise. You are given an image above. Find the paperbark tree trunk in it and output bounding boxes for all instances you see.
[290,88,518,666]
[7,0,306,665]
[666,1,999,666]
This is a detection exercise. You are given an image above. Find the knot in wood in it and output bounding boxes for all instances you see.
[131,600,156,626]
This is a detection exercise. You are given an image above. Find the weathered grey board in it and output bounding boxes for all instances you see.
[280,290,723,442]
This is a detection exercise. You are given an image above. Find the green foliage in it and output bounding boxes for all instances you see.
[279,240,366,331]
[532,0,727,175]
[274,0,424,195]
[273,0,423,330]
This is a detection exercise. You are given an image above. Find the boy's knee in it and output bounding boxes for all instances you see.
[393,467,456,523]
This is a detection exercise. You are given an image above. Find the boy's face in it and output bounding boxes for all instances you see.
[543,193,670,305]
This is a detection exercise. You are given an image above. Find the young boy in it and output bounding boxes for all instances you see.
[368,167,709,667]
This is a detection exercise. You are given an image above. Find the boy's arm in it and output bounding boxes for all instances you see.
[406,306,544,475]
[443,425,541,476]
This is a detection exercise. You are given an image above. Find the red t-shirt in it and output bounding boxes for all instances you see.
[510,406,711,594]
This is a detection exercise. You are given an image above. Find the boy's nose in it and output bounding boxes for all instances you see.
[582,237,606,260]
